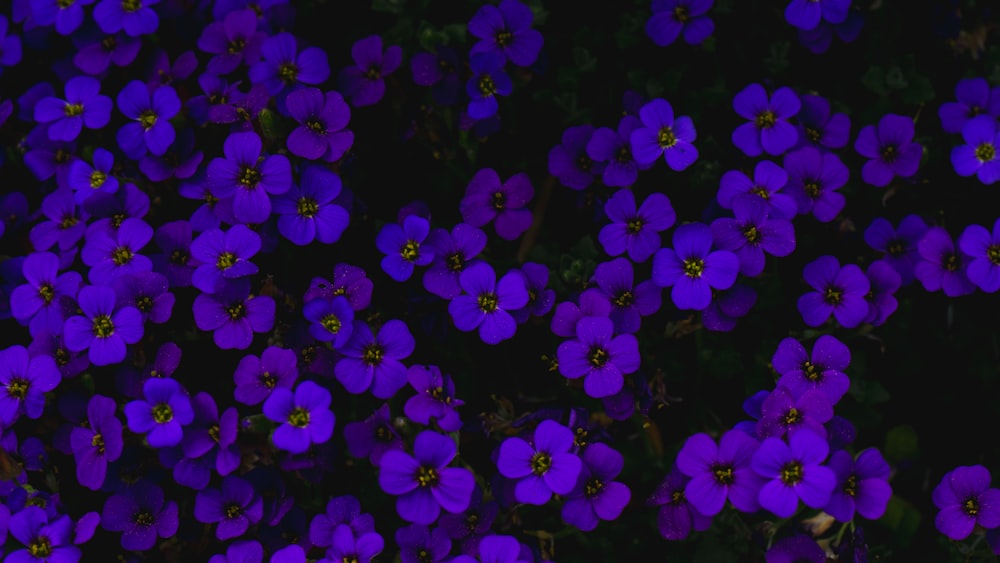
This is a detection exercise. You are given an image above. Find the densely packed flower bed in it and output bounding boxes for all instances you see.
[1,0,999,561]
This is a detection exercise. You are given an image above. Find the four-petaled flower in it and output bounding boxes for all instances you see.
[448,262,529,345]
[263,380,336,454]
[378,430,475,524]
[652,222,740,310]
[496,419,583,505]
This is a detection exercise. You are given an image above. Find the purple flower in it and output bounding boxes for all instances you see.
[646,0,715,46]
[303,295,354,348]
[863,215,929,285]
[326,525,384,563]
[702,283,757,332]
[274,165,350,245]
[72,30,142,75]
[405,365,464,432]
[309,495,376,548]
[951,115,1000,185]
[70,394,123,490]
[915,226,976,297]
[101,481,178,551]
[10,251,82,337]
[466,52,513,120]
[111,271,175,324]
[497,420,582,505]
[305,263,373,311]
[190,225,261,294]
[795,93,851,150]
[732,84,801,157]
[194,475,263,540]
[422,223,488,300]
[468,0,543,67]
[756,386,833,439]
[933,465,1000,540]
[379,430,475,524]
[192,281,276,350]
[854,113,923,187]
[438,486,497,555]
[263,380,335,454]
[63,285,143,366]
[797,255,870,328]
[550,288,612,338]
[339,35,402,107]
[32,0,96,35]
[711,195,796,277]
[509,262,556,323]
[151,220,195,287]
[377,215,434,282]
[233,346,297,406]
[784,0,850,30]
[630,98,699,171]
[0,345,59,426]
[939,77,1000,134]
[591,258,661,334]
[561,442,631,531]
[410,46,462,105]
[115,80,180,158]
[646,470,713,540]
[863,260,901,326]
[182,393,240,477]
[124,378,194,448]
[783,146,848,222]
[94,0,159,36]
[751,430,836,518]
[675,430,763,516]
[587,116,648,188]
[397,524,451,563]
[599,189,675,263]
[448,262,528,345]
[6,507,80,563]
[716,160,797,220]
[197,9,265,75]
[80,217,154,284]
[34,76,112,142]
[959,218,1000,293]
[206,131,293,224]
[67,148,119,205]
[652,222,739,310]
[548,124,602,190]
[284,88,354,161]
[766,536,825,563]
[824,448,892,522]
[344,403,404,466]
[460,168,533,241]
[249,32,330,95]
[772,335,851,405]
[335,319,414,398]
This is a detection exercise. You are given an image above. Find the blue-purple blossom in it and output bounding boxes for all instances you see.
[951,115,1000,185]
[854,113,923,187]
[751,430,836,518]
[562,442,631,531]
[192,281,276,350]
[710,195,796,277]
[599,189,675,263]
[716,160,797,220]
[70,394,123,490]
[732,84,801,157]
[652,222,739,310]
[335,319,414,398]
[206,131,293,224]
[824,448,892,522]
[675,430,763,516]
[933,465,1000,540]
[423,223,488,300]
[646,0,715,46]
[249,32,330,95]
[378,430,475,524]
[404,365,464,432]
[557,316,640,398]
[466,52,512,120]
[63,285,144,366]
[263,380,335,454]
[646,470,713,540]
[783,146,848,222]
[190,225,261,294]
[115,80,180,158]
[0,345,60,426]
[94,0,160,36]
[784,0,850,30]
[468,0,543,67]
[343,403,404,466]
[797,255,870,328]
[497,420,582,505]
[939,77,1000,134]
[959,218,1000,293]
[630,98,699,171]
[915,226,976,297]
[460,168,534,241]
[864,215,929,285]
[284,88,353,161]
[194,475,263,540]
[548,124,601,190]
[448,262,528,345]
[34,76,112,142]
[339,35,402,107]
[101,480,179,551]
[772,335,851,405]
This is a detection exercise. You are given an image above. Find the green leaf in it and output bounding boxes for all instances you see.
[884,424,919,464]
[881,495,921,548]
